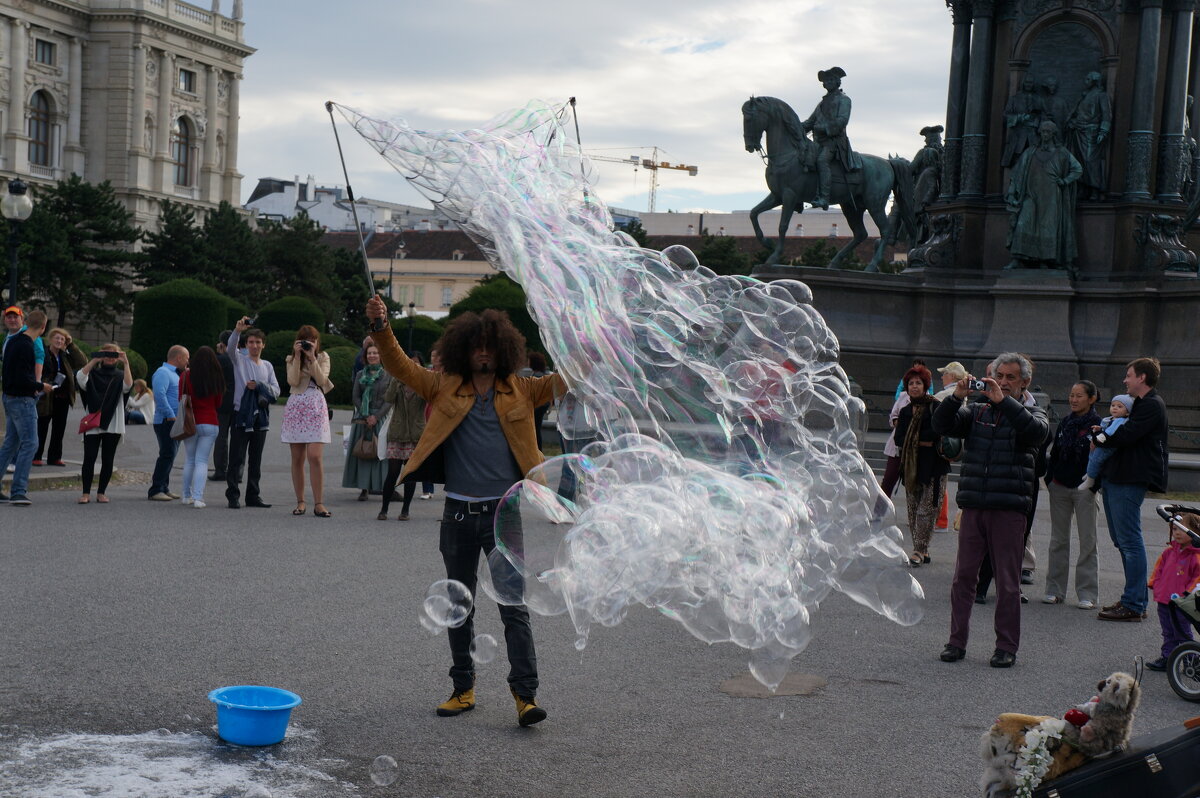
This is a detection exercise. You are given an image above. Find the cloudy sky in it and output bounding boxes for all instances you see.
[238,1,953,213]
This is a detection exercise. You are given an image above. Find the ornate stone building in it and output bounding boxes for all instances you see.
[0,0,253,225]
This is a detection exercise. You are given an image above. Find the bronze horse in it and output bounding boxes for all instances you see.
[742,96,915,271]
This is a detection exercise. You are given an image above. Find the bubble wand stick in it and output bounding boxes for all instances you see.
[324,101,377,296]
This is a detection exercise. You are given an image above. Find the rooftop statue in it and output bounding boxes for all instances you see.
[743,80,915,273]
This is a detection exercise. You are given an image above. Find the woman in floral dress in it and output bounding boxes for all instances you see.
[281,325,333,517]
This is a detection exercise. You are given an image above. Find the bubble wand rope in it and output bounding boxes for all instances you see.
[324,101,376,295]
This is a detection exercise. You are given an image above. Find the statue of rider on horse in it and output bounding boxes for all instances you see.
[743,67,915,272]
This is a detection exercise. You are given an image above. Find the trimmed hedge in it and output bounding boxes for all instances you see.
[325,346,358,406]
[389,314,444,360]
[130,278,237,371]
[321,332,358,352]
[225,300,249,331]
[255,296,324,336]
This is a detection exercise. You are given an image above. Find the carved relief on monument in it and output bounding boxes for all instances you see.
[906,213,962,270]
[146,55,157,82]
[1134,213,1198,273]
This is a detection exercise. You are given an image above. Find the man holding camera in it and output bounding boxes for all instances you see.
[0,309,52,505]
[148,345,189,501]
[225,317,278,509]
[933,353,1049,668]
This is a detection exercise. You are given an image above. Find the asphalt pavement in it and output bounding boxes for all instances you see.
[1,406,1197,797]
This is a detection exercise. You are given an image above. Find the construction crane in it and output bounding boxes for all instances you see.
[585,147,699,212]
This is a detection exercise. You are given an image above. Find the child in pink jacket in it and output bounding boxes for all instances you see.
[1146,512,1200,671]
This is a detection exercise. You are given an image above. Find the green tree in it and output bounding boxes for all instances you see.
[16,175,145,330]
[694,233,751,276]
[203,201,271,309]
[329,245,372,340]
[447,273,544,357]
[141,200,208,286]
[795,240,838,269]
[621,217,649,247]
[257,213,339,324]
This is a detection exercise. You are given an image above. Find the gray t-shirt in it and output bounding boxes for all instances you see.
[444,388,522,499]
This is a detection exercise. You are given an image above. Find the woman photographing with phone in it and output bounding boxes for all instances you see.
[281,325,333,517]
[75,344,132,504]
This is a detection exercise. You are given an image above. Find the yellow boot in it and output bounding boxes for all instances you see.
[512,688,547,727]
[436,687,475,717]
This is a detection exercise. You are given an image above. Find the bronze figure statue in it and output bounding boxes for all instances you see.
[1001,76,1043,168]
[1042,75,1071,133]
[801,67,862,211]
[743,95,915,272]
[1005,120,1081,272]
[1067,71,1112,202]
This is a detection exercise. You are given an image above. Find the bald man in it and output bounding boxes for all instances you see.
[149,344,190,500]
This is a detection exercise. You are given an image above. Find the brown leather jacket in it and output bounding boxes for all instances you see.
[373,324,564,484]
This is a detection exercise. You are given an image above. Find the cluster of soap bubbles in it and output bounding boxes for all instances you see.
[335,100,923,689]
[419,579,472,633]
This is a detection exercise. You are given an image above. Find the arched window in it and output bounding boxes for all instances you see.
[172,117,192,186]
[28,91,51,167]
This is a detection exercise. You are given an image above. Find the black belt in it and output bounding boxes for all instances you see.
[446,497,497,515]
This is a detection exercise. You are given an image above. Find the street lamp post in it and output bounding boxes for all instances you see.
[1,180,34,305]
[407,301,416,354]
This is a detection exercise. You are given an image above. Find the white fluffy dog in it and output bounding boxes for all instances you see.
[979,671,1140,797]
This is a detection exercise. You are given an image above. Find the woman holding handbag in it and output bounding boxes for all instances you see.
[281,325,333,517]
[178,346,225,508]
[75,343,132,504]
[34,327,87,466]
[342,343,392,500]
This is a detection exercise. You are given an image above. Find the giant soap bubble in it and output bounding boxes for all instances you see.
[333,100,923,689]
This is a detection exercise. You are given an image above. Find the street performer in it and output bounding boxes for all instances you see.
[366,293,563,727]
[802,66,862,210]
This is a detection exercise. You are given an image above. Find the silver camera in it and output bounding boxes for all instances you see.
[967,378,986,391]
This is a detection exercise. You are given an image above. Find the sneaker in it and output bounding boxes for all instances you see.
[6,464,14,473]
[419,493,433,500]
[1020,569,1034,585]
[209,472,226,481]
[1020,593,1029,604]
[1042,595,1062,604]
[50,460,65,466]
[436,687,475,717]
[193,501,206,509]
[10,495,31,506]
[990,649,1016,668]
[182,498,194,505]
[0,492,9,504]
[165,492,181,500]
[974,592,988,605]
[1097,604,1142,622]
[1077,599,1096,610]
[1146,656,1168,672]
[511,689,547,727]
[149,493,173,501]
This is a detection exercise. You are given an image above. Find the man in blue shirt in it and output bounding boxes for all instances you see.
[148,345,189,501]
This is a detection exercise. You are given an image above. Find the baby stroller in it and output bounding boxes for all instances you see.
[1155,505,1200,702]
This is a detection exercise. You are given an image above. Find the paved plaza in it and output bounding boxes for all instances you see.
[2,406,1197,797]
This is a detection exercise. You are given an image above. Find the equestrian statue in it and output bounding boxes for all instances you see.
[742,67,915,272]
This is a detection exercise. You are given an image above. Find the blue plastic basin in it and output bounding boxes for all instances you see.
[208,685,302,746]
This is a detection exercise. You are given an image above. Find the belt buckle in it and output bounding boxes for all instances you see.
[467,501,490,515]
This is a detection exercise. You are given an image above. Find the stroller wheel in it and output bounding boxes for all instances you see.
[1167,641,1200,702]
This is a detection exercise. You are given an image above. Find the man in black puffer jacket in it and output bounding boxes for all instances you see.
[932,352,1049,669]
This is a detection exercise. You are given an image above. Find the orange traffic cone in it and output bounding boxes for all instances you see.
[935,487,949,529]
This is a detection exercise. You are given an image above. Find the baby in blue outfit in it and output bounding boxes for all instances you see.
[1079,393,1133,492]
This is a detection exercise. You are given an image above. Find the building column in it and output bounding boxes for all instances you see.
[131,44,147,154]
[1125,0,1165,200]
[7,18,28,175]
[940,0,973,201]
[64,37,85,174]
[154,49,174,192]
[1157,2,1194,201]
[958,0,995,198]
[201,64,219,202]
[222,72,241,202]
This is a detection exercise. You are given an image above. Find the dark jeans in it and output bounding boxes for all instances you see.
[949,508,1026,655]
[149,421,179,497]
[1102,481,1149,613]
[558,435,597,502]
[212,409,232,477]
[82,433,120,495]
[226,427,267,503]
[36,398,70,462]
[440,498,538,695]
